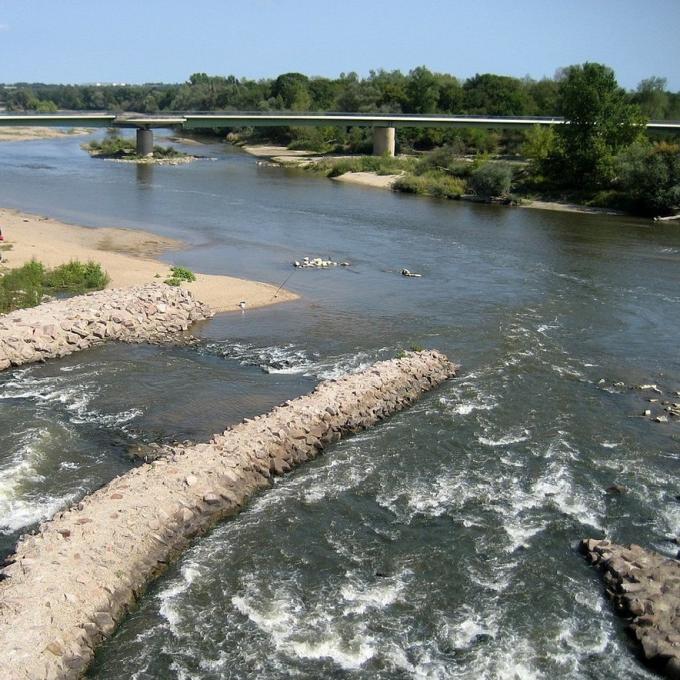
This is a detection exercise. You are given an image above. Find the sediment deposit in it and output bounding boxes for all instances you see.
[0,350,456,679]
[581,538,680,678]
[0,284,213,371]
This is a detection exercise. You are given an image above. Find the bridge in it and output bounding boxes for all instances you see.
[1,112,678,157]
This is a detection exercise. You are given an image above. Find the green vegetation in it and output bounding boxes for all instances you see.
[615,141,680,216]
[0,260,109,313]
[468,163,513,198]
[309,147,512,201]
[395,344,425,358]
[547,63,646,188]
[311,155,416,178]
[85,137,187,160]
[3,61,678,216]
[164,266,196,287]
[394,173,467,199]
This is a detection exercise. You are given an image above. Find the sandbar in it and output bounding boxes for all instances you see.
[0,207,298,313]
[0,127,92,142]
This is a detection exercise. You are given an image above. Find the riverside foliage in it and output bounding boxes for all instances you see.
[0,260,109,313]
[85,137,186,160]
[3,62,679,214]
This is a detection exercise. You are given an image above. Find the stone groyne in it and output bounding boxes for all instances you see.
[0,284,214,371]
[0,350,457,679]
[581,539,680,678]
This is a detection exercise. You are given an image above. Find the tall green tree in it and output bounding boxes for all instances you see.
[551,62,646,187]
[632,77,670,119]
[405,67,440,114]
[463,74,529,115]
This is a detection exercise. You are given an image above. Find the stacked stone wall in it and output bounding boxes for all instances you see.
[0,284,214,371]
[0,350,457,679]
[582,539,680,678]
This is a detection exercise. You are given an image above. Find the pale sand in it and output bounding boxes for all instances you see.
[242,144,316,158]
[520,200,625,216]
[0,127,92,142]
[242,145,401,188]
[0,208,298,313]
[332,171,400,190]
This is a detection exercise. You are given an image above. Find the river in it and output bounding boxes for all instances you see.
[0,132,678,679]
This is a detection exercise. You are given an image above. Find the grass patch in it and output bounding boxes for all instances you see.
[395,344,425,359]
[394,173,466,199]
[0,259,109,313]
[311,155,417,178]
[164,265,196,287]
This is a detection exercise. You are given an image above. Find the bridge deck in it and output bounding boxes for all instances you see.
[0,112,678,132]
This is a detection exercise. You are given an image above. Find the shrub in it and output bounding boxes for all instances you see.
[0,259,108,313]
[43,261,109,292]
[164,266,196,287]
[469,162,513,198]
[169,266,196,282]
[314,156,415,178]
[615,141,680,216]
[416,148,474,179]
[86,137,187,159]
[394,172,466,199]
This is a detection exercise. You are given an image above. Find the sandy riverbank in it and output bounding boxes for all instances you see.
[0,208,298,313]
[0,127,92,142]
[519,200,625,216]
[243,144,402,190]
[332,171,400,189]
[240,144,632,216]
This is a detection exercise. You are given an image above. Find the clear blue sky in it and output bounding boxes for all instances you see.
[1,0,679,90]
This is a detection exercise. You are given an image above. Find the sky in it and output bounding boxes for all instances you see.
[1,0,679,90]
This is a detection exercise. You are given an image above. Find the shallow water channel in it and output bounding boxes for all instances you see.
[0,133,679,678]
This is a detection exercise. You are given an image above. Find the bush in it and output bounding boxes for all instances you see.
[164,265,196,287]
[0,260,108,313]
[86,137,187,159]
[469,162,513,198]
[615,141,680,216]
[313,155,416,178]
[394,172,466,199]
[43,261,109,292]
[169,266,196,282]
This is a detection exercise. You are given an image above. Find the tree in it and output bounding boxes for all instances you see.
[405,67,440,114]
[271,73,311,111]
[463,74,530,115]
[522,124,557,173]
[35,99,58,112]
[550,62,646,188]
[616,141,680,215]
[632,77,669,119]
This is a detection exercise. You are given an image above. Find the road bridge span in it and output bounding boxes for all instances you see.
[1,112,678,156]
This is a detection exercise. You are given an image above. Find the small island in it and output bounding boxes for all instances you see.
[83,137,199,165]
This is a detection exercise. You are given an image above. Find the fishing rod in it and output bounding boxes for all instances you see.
[271,267,297,300]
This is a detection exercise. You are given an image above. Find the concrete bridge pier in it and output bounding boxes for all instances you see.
[372,126,395,156]
[136,128,154,157]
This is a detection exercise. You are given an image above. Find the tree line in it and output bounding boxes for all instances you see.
[2,66,679,121]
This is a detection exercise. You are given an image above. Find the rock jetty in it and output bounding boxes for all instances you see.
[0,350,456,679]
[0,284,214,371]
[581,538,680,678]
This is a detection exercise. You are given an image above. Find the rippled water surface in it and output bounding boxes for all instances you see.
[0,134,678,678]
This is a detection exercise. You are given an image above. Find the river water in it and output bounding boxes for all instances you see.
[0,133,678,679]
